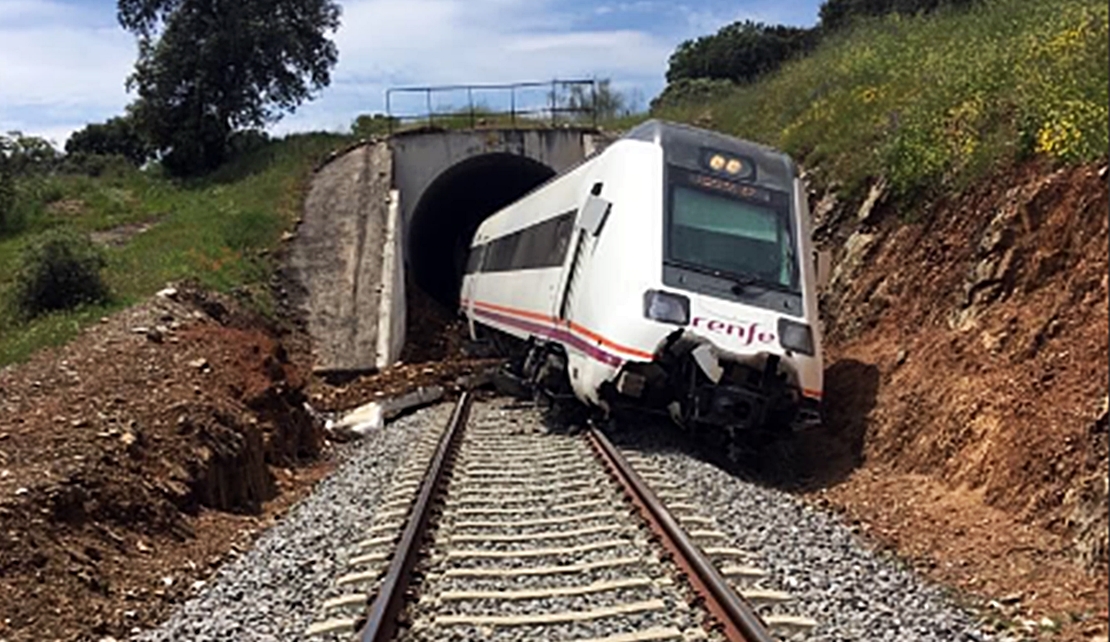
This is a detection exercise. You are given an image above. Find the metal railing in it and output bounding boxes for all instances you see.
[384,79,599,132]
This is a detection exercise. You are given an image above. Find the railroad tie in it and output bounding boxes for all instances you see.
[448,523,626,543]
[763,614,819,630]
[305,617,358,636]
[441,556,643,578]
[432,599,668,627]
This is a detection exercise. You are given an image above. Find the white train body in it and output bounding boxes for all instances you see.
[460,120,823,435]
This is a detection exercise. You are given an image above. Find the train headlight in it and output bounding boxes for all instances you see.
[643,290,690,326]
[777,319,815,356]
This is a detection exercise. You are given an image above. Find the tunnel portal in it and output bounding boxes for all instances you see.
[408,153,556,306]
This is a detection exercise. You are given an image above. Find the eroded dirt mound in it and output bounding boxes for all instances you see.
[809,161,1108,637]
[0,285,326,641]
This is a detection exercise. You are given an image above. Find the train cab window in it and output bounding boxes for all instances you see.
[667,179,799,291]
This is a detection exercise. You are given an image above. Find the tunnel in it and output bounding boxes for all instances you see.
[407,153,556,306]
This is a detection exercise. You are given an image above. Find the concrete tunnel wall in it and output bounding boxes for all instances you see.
[289,128,607,374]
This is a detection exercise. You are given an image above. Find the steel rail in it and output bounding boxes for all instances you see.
[357,392,473,642]
[586,428,778,642]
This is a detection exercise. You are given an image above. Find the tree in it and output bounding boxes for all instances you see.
[818,0,977,32]
[0,131,61,175]
[0,137,15,233]
[665,21,818,85]
[556,80,633,122]
[66,114,152,167]
[117,0,341,175]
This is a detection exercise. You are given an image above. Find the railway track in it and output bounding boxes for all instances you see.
[305,393,817,642]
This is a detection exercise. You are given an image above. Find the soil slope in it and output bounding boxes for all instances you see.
[812,162,1108,639]
[0,285,328,641]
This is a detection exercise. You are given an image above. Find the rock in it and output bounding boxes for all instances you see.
[827,231,877,294]
[999,591,1023,604]
[144,327,164,343]
[14,487,28,496]
[895,348,908,365]
[188,358,210,372]
[980,330,1008,353]
[327,386,445,441]
[811,192,840,227]
[857,179,888,223]
[156,286,179,300]
[281,231,296,242]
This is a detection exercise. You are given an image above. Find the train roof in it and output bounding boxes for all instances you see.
[622,119,797,192]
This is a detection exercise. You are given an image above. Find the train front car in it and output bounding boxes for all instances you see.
[589,121,823,447]
[459,119,822,452]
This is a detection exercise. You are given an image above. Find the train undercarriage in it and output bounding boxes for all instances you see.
[481,327,820,461]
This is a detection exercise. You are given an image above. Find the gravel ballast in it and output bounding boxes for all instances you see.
[611,426,994,642]
[132,402,455,642]
[133,396,997,642]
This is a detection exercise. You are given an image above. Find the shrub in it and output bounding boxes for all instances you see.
[666,21,818,85]
[11,228,110,318]
[61,152,139,178]
[65,116,152,167]
[352,114,398,138]
[650,78,738,112]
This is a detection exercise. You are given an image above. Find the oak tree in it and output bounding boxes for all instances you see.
[117,0,341,175]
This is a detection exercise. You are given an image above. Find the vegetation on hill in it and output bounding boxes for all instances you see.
[0,132,350,366]
[658,0,976,105]
[654,0,1108,199]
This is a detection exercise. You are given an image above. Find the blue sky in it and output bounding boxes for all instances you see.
[0,0,822,146]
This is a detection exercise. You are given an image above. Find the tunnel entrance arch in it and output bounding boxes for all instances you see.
[407,153,556,306]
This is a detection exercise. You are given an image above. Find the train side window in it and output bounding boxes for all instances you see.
[464,244,485,274]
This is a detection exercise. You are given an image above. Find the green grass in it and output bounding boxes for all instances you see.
[654,0,1109,200]
[0,132,352,366]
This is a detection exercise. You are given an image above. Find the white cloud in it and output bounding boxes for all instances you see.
[253,0,676,134]
[0,1,135,139]
[0,26,134,108]
[2,0,804,140]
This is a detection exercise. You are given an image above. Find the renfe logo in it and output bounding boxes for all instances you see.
[692,316,776,346]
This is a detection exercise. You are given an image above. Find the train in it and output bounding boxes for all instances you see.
[459,120,823,454]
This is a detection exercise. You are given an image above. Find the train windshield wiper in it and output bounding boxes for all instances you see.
[727,274,774,295]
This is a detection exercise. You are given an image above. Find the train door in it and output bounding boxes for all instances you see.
[553,182,612,322]
[461,244,485,339]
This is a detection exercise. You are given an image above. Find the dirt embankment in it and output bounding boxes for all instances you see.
[0,285,327,641]
[811,162,1108,638]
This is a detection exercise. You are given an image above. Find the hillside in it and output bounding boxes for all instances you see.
[655,0,1109,637]
[0,133,350,366]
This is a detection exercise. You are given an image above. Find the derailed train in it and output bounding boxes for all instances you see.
[459,120,823,449]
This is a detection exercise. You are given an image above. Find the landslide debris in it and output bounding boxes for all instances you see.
[0,283,326,642]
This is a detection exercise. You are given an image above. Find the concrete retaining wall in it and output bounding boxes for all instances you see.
[287,142,392,374]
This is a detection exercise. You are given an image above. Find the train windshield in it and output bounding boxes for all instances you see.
[667,176,799,292]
